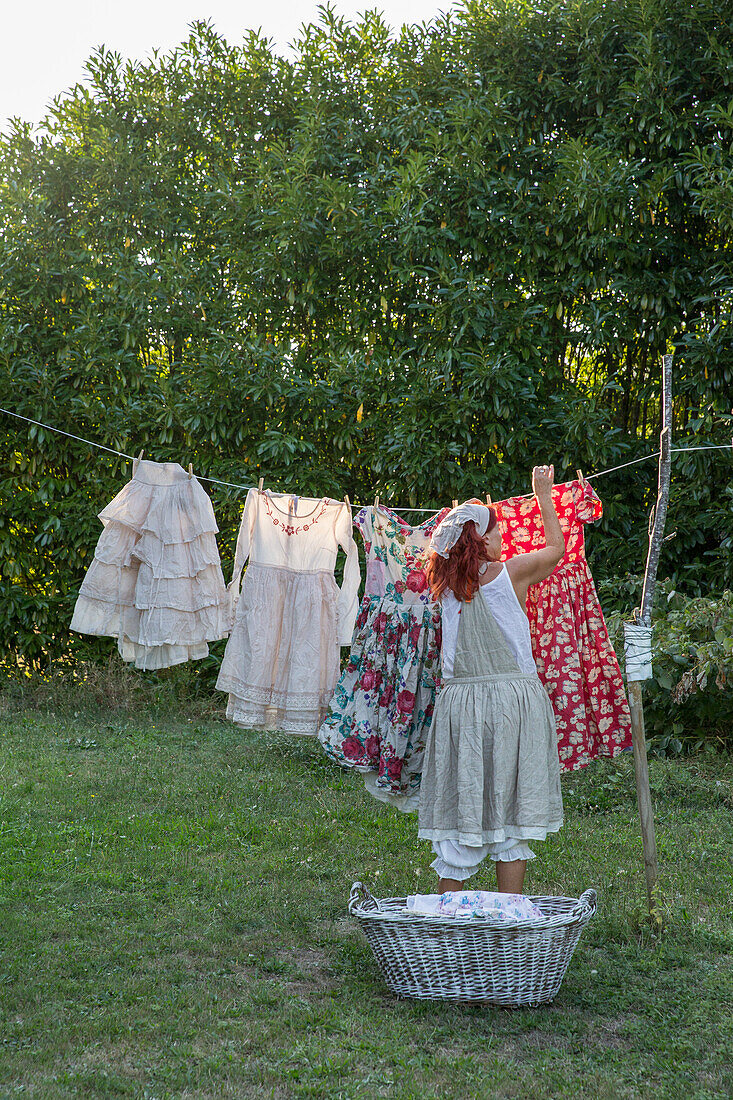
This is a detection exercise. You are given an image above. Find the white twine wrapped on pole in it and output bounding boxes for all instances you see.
[623,623,653,682]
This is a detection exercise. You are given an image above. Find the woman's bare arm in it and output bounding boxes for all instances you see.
[506,465,565,606]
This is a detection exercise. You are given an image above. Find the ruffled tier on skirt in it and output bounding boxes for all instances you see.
[99,461,219,542]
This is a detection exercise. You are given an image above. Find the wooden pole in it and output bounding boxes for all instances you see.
[627,680,659,915]
[627,351,672,921]
[639,353,673,625]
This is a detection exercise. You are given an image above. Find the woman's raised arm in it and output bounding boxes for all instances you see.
[506,465,565,603]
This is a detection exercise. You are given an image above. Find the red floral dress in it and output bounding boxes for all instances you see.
[494,480,633,771]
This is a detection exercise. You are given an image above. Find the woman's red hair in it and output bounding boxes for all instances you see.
[426,520,490,603]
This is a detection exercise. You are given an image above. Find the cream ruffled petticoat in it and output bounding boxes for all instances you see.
[70,460,230,669]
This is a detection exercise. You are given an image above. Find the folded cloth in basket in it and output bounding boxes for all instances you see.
[406,891,544,920]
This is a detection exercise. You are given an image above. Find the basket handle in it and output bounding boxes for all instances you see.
[348,881,381,914]
[572,889,597,919]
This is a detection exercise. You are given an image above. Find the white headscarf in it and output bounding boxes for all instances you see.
[429,503,493,558]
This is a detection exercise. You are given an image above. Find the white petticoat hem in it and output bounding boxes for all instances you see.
[417,820,564,848]
[226,696,330,736]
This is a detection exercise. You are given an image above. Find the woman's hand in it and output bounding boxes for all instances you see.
[506,463,564,605]
[532,464,555,499]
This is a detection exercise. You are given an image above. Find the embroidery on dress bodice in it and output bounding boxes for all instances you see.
[262,493,329,536]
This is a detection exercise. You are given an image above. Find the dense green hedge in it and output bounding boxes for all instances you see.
[601,575,733,752]
[1,0,732,675]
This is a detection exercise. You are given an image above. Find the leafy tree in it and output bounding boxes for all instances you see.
[1,0,732,674]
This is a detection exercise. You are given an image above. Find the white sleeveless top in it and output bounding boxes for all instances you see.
[441,565,537,678]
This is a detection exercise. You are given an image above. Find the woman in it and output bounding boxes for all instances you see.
[419,465,565,894]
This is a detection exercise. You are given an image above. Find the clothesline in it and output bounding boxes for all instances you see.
[1,406,731,512]
[69,451,633,773]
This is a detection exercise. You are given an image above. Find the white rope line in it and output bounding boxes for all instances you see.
[584,443,733,482]
[0,408,137,461]
[1,407,731,512]
[586,452,660,479]
[0,407,432,511]
[671,443,733,454]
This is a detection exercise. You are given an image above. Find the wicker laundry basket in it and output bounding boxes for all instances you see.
[348,881,597,1006]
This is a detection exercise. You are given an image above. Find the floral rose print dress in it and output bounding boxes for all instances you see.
[494,479,632,771]
[318,505,449,811]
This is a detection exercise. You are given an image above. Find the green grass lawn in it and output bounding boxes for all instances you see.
[1,700,732,1099]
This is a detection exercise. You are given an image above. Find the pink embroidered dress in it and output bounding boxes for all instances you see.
[216,489,360,735]
[318,505,449,810]
[493,479,633,771]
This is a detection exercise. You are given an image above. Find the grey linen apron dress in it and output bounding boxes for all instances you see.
[418,582,563,863]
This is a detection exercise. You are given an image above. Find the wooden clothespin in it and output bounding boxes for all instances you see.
[452,499,458,509]
[344,494,351,509]
[133,449,144,473]
[258,477,264,492]
[486,493,492,506]
[188,463,194,480]
[374,494,380,511]
[576,469,585,485]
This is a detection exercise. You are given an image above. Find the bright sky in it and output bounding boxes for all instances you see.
[3,0,455,128]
